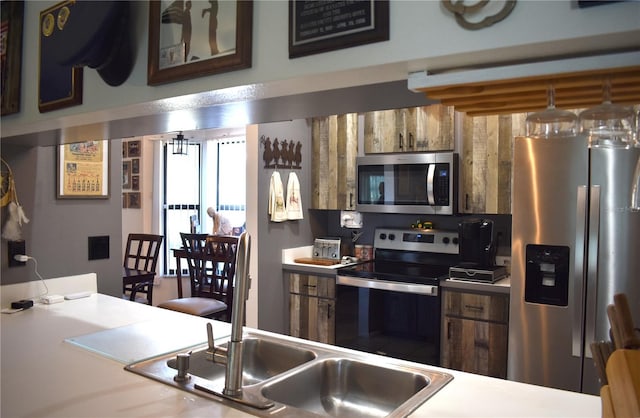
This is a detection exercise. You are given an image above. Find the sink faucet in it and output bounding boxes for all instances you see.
[201,231,273,409]
[224,230,251,397]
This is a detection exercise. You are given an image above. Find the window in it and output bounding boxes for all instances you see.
[162,137,246,276]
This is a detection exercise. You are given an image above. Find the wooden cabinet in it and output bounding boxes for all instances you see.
[441,287,509,378]
[459,112,526,214]
[364,104,455,153]
[289,273,335,344]
[311,114,357,210]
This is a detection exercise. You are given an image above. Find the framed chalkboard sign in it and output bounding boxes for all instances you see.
[289,0,389,59]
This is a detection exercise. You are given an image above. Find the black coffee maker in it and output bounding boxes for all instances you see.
[458,218,496,268]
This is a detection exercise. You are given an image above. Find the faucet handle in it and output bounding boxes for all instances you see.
[207,322,215,351]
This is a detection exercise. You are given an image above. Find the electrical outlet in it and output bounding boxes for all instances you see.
[8,240,26,267]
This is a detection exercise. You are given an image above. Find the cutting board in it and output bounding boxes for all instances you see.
[294,257,340,266]
[65,319,230,364]
[605,349,640,417]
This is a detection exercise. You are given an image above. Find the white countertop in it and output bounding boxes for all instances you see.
[1,292,600,417]
[282,246,355,274]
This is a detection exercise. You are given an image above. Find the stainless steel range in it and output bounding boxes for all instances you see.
[336,227,459,366]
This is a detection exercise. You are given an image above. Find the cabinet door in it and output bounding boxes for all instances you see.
[289,273,336,344]
[364,109,400,153]
[459,112,526,213]
[413,105,455,151]
[289,294,335,344]
[441,316,508,378]
[312,114,357,209]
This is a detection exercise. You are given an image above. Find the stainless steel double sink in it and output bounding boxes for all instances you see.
[125,330,453,417]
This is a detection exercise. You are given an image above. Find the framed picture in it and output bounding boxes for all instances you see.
[131,158,140,174]
[57,140,110,199]
[147,0,253,85]
[122,161,131,189]
[289,0,389,58]
[127,192,141,209]
[122,193,128,209]
[131,175,140,191]
[1,1,24,116]
[122,143,128,158]
[127,140,141,157]
[38,1,83,113]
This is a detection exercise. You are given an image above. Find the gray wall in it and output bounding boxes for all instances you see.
[255,119,316,334]
[1,142,122,297]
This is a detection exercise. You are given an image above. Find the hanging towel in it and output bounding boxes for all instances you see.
[268,171,288,222]
[286,172,303,220]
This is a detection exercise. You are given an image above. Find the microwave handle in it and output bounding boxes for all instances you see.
[426,164,436,205]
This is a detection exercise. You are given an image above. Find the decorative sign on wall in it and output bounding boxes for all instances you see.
[261,136,302,169]
[441,0,516,31]
[57,140,110,199]
[122,139,142,209]
[289,0,389,58]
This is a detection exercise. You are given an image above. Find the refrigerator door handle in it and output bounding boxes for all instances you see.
[584,185,601,358]
[573,185,589,357]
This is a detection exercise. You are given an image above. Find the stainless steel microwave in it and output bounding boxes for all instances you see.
[356,152,458,214]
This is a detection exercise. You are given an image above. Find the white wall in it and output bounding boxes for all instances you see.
[3,0,639,140]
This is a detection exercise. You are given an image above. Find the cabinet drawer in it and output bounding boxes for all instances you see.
[443,290,508,322]
[289,273,335,299]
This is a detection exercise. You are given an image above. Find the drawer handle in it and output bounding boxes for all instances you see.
[303,284,317,289]
[464,304,484,312]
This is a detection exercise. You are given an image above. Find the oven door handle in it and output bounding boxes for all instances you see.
[336,275,438,296]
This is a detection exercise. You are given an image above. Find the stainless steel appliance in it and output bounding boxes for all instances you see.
[509,136,640,394]
[449,218,506,283]
[458,218,496,268]
[356,152,458,214]
[336,227,459,365]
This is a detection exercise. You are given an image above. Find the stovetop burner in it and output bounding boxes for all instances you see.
[337,227,460,286]
[338,259,450,285]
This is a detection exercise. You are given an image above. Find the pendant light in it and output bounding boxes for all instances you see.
[172,132,188,155]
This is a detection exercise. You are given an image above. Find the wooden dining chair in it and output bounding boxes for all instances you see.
[123,233,164,305]
[158,233,238,321]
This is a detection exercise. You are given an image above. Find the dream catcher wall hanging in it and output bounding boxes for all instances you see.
[1,158,30,241]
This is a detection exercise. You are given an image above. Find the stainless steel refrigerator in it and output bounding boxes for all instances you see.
[508,136,640,394]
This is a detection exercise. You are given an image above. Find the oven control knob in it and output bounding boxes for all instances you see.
[452,237,459,245]
[388,234,396,241]
[379,233,387,240]
[443,237,450,244]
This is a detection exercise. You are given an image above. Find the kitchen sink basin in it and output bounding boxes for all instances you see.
[261,358,430,417]
[166,337,316,386]
[126,330,453,417]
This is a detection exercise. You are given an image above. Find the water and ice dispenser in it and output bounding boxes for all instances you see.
[524,245,570,306]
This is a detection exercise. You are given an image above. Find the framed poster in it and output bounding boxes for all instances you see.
[147,0,253,85]
[38,0,83,113]
[131,158,140,174]
[57,140,110,199]
[122,161,132,189]
[1,1,24,116]
[289,0,389,58]
[127,192,141,209]
[127,140,141,157]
